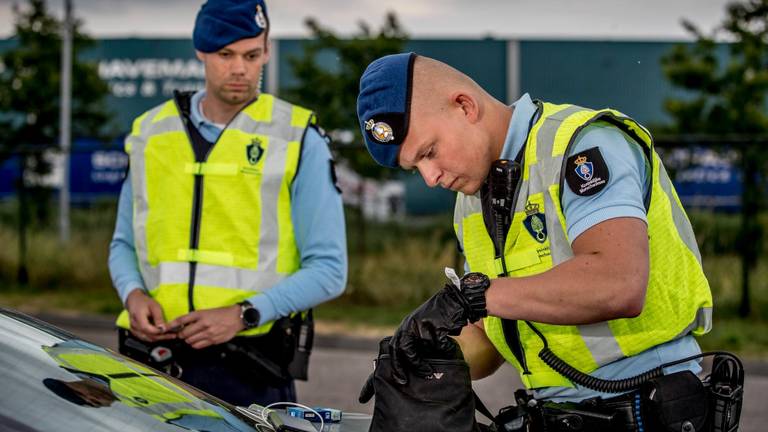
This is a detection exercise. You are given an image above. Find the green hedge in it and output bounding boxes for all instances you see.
[0,203,765,320]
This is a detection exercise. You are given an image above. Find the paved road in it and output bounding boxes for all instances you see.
[44,314,766,431]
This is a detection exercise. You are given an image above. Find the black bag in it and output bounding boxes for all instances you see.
[359,337,483,432]
[641,370,709,432]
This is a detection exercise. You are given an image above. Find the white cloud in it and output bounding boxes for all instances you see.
[0,0,731,40]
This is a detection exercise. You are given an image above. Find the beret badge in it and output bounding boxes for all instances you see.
[365,119,395,143]
[255,4,267,28]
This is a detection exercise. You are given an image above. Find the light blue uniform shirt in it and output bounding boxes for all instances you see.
[109,90,347,326]
[491,94,701,402]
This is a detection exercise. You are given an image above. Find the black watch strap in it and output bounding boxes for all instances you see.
[460,272,490,322]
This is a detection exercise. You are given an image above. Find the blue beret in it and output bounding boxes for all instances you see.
[356,52,416,168]
[193,0,269,53]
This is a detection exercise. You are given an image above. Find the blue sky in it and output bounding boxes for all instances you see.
[1,0,732,40]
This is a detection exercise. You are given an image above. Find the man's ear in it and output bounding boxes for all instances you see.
[453,92,480,124]
[195,50,206,62]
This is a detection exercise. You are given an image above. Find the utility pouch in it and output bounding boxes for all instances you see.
[539,401,618,431]
[287,310,314,381]
[117,328,182,376]
[641,370,709,432]
[226,312,314,384]
[708,354,744,432]
[359,337,482,432]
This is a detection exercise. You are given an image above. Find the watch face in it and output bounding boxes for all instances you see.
[243,307,260,327]
[463,272,488,287]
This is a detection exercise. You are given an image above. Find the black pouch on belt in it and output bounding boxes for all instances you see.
[225,311,314,383]
[641,370,709,432]
[117,328,183,373]
[358,337,483,432]
[287,310,314,381]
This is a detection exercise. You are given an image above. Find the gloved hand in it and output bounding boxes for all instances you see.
[358,336,465,403]
[389,272,489,384]
[359,337,481,432]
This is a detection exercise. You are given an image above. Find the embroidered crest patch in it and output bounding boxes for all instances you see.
[246,138,264,165]
[565,146,609,196]
[523,202,547,243]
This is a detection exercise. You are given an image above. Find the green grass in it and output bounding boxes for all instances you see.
[0,286,122,315]
[699,317,768,358]
[0,203,766,359]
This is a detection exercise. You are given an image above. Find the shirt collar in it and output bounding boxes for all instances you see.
[190,89,226,130]
[500,93,538,161]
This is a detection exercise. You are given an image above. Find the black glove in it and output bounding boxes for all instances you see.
[389,272,490,384]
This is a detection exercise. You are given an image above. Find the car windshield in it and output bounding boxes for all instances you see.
[0,308,268,432]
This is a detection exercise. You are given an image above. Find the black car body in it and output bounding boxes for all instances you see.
[0,308,369,432]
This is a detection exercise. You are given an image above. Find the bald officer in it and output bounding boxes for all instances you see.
[355,53,712,426]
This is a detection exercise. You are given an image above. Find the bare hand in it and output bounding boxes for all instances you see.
[165,305,244,349]
[125,289,177,342]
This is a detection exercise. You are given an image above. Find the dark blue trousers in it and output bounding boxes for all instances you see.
[179,360,296,407]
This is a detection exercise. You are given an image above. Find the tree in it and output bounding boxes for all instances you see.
[0,0,112,283]
[0,0,112,162]
[661,0,768,316]
[284,12,408,180]
[284,13,408,260]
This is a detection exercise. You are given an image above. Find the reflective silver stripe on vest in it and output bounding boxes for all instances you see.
[578,322,624,366]
[657,157,703,264]
[453,194,467,248]
[676,306,713,336]
[150,261,284,291]
[531,105,584,264]
[129,103,180,291]
[229,98,307,274]
[453,192,479,243]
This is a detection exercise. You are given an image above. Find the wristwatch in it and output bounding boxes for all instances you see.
[238,301,261,329]
[460,272,490,322]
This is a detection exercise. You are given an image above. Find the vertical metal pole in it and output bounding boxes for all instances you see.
[58,0,72,243]
[506,40,520,104]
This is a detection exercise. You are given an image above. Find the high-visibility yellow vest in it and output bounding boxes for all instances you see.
[453,101,713,389]
[44,345,222,421]
[117,94,315,336]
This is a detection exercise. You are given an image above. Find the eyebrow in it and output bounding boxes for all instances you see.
[401,140,432,170]
[222,48,263,56]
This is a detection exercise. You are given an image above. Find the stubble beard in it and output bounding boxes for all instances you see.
[212,84,258,107]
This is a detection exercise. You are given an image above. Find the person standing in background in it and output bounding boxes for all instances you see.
[109,0,347,406]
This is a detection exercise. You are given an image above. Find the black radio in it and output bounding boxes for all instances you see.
[484,159,522,276]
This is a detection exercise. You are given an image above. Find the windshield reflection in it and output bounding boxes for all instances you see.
[0,309,277,431]
[41,339,258,431]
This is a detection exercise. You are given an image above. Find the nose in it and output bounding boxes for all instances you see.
[230,55,246,75]
[418,163,441,188]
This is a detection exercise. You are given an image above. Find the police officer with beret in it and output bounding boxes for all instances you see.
[108,0,347,406]
[356,53,714,427]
